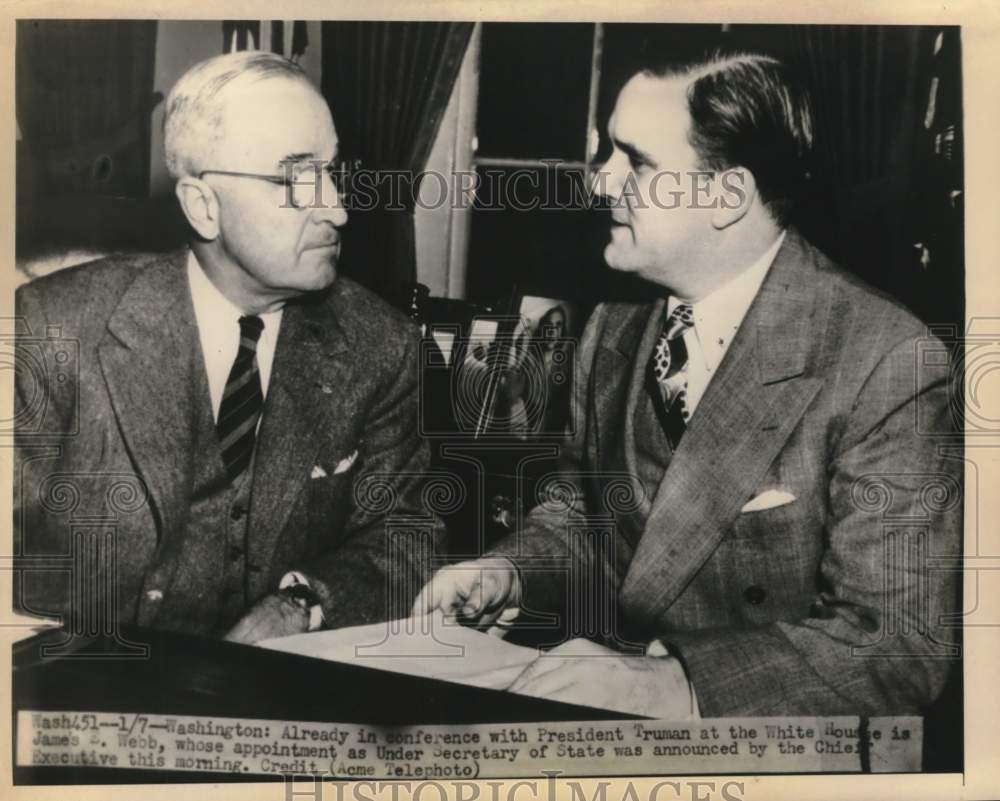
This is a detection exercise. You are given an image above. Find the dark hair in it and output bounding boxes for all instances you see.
[644,52,814,226]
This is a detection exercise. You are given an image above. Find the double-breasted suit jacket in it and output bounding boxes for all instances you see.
[492,230,961,716]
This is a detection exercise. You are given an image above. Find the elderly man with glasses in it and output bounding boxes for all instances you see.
[14,51,440,643]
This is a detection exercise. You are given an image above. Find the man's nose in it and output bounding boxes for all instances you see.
[327,176,347,228]
[312,173,348,227]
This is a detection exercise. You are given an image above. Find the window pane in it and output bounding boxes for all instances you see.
[476,22,594,161]
[466,165,608,304]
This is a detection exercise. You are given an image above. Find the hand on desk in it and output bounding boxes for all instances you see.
[412,557,521,634]
[509,638,698,719]
[223,593,311,645]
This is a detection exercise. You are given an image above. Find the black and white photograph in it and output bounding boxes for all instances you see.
[4,7,992,800]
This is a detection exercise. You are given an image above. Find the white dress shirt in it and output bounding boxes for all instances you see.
[186,251,283,421]
[668,230,786,415]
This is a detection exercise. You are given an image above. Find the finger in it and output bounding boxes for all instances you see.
[478,571,505,609]
[485,605,520,637]
[412,570,473,616]
[485,619,515,638]
[455,572,501,620]
[436,561,515,622]
[445,576,481,617]
[470,606,504,629]
[469,567,515,617]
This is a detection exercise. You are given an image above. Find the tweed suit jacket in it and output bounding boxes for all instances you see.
[491,229,961,717]
[14,248,441,635]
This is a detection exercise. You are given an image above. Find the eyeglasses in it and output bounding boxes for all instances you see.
[198,160,347,210]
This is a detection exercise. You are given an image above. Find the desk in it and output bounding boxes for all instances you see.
[13,625,625,784]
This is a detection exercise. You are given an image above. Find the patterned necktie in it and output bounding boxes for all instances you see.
[648,303,694,448]
[217,315,265,480]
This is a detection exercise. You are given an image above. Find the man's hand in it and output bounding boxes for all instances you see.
[223,593,311,645]
[411,557,521,632]
[508,638,697,719]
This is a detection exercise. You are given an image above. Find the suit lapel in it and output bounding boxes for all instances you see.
[246,286,353,570]
[620,232,825,627]
[99,252,355,609]
[619,299,668,523]
[592,304,657,513]
[98,249,197,546]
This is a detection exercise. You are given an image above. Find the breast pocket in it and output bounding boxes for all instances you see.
[728,497,806,544]
[713,497,824,622]
[305,469,355,548]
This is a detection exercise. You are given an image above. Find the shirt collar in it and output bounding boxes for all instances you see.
[668,230,786,371]
[186,250,283,339]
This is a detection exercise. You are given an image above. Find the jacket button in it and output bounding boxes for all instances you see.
[743,585,767,605]
[229,545,244,559]
[230,505,246,521]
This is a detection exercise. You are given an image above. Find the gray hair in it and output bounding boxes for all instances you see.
[163,50,311,179]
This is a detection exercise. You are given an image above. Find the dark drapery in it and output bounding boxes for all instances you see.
[321,22,473,297]
[783,26,963,330]
[16,20,159,199]
[720,25,963,330]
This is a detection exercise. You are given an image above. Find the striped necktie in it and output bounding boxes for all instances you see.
[217,315,265,480]
[648,303,694,448]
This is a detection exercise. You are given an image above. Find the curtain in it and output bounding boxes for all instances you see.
[321,22,474,296]
[16,20,159,199]
[785,25,962,329]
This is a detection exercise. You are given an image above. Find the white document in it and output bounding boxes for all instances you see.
[258,611,539,692]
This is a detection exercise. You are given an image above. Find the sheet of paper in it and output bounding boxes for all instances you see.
[258,611,539,692]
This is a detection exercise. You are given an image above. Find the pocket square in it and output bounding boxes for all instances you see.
[740,489,796,513]
[332,450,359,475]
[310,465,328,479]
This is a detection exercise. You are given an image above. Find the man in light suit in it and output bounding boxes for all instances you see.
[414,53,961,717]
[15,51,440,642]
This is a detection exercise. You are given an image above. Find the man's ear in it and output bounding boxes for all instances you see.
[175,176,221,240]
[711,168,757,230]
